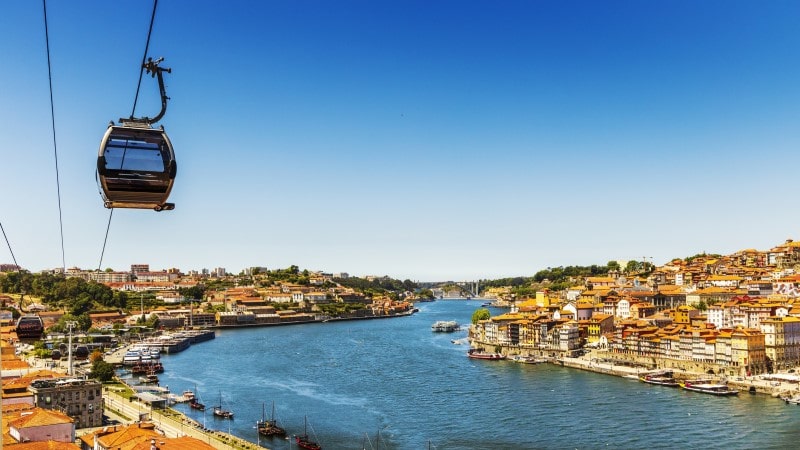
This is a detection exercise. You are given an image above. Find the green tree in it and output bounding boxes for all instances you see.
[69,294,93,316]
[112,290,128,308]
[178,285,206,300]
[402,279,417,291]
[417,289,435,300]
[472,308,491,324]
[136,313,161,329]
[50,313,92,333]
[90,360,115,382]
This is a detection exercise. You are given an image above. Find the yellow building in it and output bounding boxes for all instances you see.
[673,305,698,325]
[587,314,614,344]
[535,290,552,307]
[731,327,766,375]
[760,316,800,371]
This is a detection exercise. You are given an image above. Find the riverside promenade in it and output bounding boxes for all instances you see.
[559,353,800,397]
[101,387,268,450]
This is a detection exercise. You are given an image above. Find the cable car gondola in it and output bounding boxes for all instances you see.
[97,57,176,211]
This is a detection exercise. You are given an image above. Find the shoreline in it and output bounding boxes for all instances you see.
[557,354,798,398]
[211,309,416,329]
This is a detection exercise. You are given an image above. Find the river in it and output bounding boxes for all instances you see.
[152,299,800,449]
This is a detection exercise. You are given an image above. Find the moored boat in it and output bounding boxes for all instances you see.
[780,394,800,404]
[214,407,234,418]
[122,350,143,365]
[187,384,205,410]
[639,371,679,387]
[295,416,321,450]
[139,373,159,384]
[131,362,163,374]
[189,398,206,411]
[782,395,800,404]
[213,392,234,419]
[679,380,739,396]
[257,401,286,437]
[467,349,506,360]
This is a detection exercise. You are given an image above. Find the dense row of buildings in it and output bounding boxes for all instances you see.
[8,263,414,332]
[471,239,800,376]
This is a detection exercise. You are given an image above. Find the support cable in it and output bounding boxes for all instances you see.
[97,209,114,271]
[0,221,21,270]
[131,0,160,118]
[98,0,159,270]
[43,0,66,273]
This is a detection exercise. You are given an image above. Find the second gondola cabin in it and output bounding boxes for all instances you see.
[96,121,176,211]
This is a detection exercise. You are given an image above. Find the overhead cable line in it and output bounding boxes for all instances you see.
[131,0,160,118]
[97,209,113,271]
[0,221,21,270]
[43,0,66,273]
[97,0,160,270]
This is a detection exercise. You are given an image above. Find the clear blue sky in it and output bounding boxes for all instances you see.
[2,1,800,281]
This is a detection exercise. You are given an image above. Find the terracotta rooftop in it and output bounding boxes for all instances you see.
[80,423,215,450]
[9,408,73,428]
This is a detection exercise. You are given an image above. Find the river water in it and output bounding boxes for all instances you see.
[154,299,800,449]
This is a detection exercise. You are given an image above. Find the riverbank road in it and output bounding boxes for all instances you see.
[560,355,644,377]
[102,388,267,450]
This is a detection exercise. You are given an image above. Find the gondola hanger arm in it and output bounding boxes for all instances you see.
[123,56,171,126]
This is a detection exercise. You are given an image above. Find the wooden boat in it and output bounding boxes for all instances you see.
[781,395,800,405]
[257,401,286,437]
[467,349,506,360]
[189,397,206,411]
[188,384,205,410]
[639,371,679,387]
[295,416,321,450]
[679,380,739,396]
[213,391,234,419]
[131,362,164,374]
[139,373,159,384]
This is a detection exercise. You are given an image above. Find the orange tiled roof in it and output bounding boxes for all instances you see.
[9,408,73,428]
[3,370,61,391]
[586,277,615,283]
[130,436,216,450]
